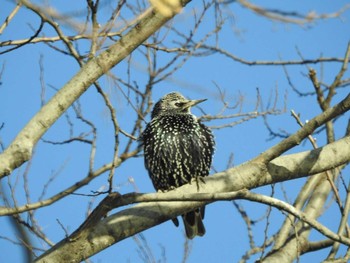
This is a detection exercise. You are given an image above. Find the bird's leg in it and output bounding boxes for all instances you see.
[190,176,205,191]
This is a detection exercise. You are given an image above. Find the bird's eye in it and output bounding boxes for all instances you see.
[175,102,183,107]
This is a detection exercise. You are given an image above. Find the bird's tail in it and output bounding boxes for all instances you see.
[182,206,206,239]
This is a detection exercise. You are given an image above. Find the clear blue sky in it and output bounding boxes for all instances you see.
[1,1,350,262]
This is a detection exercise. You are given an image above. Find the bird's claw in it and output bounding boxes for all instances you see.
[189,176,205,191]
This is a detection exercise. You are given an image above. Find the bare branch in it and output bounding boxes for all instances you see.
[0,2,190,178]
[0,3,22,34]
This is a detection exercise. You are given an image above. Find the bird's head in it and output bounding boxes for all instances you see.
[151,92,206,119]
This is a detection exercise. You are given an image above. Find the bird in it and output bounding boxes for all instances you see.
[140,92,215,239]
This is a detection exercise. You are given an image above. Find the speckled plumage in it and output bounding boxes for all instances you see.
[140,92,215,239]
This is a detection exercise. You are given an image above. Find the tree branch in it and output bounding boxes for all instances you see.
[255,93,350,163]
[0,1,191,178]
[35,135,350,262]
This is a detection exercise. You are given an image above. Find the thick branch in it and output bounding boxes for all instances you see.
[35,136,350,262]
[255,93,350,163]
[0,2,190,178]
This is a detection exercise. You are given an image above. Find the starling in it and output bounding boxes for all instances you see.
[140,92,215,239]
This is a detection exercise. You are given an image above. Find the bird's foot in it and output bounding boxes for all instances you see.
[190,176,205,191]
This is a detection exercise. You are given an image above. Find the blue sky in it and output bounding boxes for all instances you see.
[1,1,350,262]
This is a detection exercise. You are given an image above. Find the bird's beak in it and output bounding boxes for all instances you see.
[184,98,207,109]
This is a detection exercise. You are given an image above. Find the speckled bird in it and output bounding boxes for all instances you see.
[140,92,215,239]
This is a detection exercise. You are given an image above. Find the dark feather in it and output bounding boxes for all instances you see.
[141,92,215,239]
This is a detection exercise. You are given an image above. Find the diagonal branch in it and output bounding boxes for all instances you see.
[0,1,191,178]
[255,93,350,164]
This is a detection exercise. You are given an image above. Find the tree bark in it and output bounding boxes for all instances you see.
[35,136,350,262]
